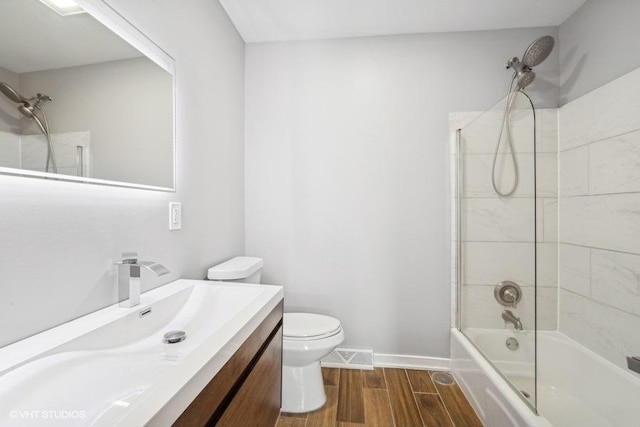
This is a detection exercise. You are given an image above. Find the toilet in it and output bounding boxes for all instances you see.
[208,257,344,413]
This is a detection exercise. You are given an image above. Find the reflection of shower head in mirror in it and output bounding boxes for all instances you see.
[0,81,28,104]
[0,82,52,108]
[0,81,58,173]
[18,104,37,120]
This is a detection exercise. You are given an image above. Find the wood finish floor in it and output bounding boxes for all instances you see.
[275,368,483,427]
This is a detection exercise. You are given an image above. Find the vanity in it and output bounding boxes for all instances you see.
[0,280,284,426]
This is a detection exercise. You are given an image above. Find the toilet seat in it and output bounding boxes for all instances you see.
[284,313,342,341]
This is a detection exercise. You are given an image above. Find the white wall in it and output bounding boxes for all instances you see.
[245,28,559,358]
[0,0,245,347]
[20,58,173,188]
[559,0,640,104]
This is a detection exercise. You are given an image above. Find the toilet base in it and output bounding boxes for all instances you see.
[281,361,327,413]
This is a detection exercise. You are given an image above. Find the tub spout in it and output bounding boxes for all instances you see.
[502,310,523,330]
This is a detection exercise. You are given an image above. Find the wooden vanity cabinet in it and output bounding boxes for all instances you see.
[174,300,283,427]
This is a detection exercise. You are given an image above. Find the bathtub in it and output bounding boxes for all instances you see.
[451,328,640,427]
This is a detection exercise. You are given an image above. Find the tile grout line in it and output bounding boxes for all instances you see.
[382,384,397,427]
[405,369,427,427]
[430,372,457,427]
[381,368,398,427]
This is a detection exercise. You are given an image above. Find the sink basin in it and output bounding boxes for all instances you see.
[0,279,283,426]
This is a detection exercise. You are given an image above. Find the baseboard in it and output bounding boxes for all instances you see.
[373,353,451,371]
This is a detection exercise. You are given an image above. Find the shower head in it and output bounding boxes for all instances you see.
[18,104,36,119]
[516,70,536,89]
[506,35,554,90]
[522,36,555,68]
[0,82,28,104]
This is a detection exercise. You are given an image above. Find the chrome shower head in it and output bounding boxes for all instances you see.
[0,81,27,104]
[506,35,554,90]
[18,104,36,119]
[522,35,555,68]
[516,70,536,89]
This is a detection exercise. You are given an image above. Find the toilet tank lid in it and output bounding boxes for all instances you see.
[207,257,264,280]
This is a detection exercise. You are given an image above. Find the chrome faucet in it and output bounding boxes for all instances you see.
[502,310,523,330]
[115,252,169,307]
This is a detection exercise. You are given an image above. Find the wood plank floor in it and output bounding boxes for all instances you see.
[275,368,483,427]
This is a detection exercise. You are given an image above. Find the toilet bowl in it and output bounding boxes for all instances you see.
[208,257,344,413]
[282,312,344,412]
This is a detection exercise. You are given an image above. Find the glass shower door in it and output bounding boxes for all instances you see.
[455,91,538,411]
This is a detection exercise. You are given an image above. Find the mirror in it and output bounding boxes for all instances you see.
[0,0,175,190]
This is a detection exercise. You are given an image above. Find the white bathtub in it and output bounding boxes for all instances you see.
[451,328,640,427]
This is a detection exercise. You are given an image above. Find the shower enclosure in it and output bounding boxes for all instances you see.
[452,31,640,427]
[453,89,552,414]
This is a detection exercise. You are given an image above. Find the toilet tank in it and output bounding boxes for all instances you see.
[207,257,264,284]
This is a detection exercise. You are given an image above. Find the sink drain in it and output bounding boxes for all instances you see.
[432,372,455,385]
[163,330,186,344]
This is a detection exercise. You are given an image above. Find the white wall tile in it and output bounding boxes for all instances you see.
[537,242,558,288]
[0,131,20,168]
[20,135,48,171]
[463,242,535,286]
[462,197,535,242]
[460,107,556,155]
[559,145,589,196]
[461,110,533,155]
[590,130,640,195]
[591,249,640,316]
[462,154,533,198]
[559,244,591,297]
[560,289,640,371]
[542,198,558,242]
[462,285,556,331]
[559,194,640,254]
[558,67,640,372]
[454,104,558,337]
[540,109,558,154]
[560,66,640,151]
[537,286,559,331]
[537,154,558,198]
[463,241,556,288]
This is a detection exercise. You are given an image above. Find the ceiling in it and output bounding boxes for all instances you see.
[219,0,587,43]
[0,0,141,74]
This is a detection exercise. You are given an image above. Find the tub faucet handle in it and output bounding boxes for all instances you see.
[504,288,518,308]
[495,281,522,308]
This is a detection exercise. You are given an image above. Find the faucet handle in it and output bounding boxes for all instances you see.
[121,252,138,264]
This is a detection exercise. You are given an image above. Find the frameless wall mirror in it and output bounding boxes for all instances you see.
[0,0,175,190]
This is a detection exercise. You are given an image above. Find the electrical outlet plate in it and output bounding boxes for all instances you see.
[169,202,182,230]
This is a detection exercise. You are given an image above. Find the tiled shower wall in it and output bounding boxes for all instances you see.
[0,130,90,177]
[450,105,558,331]
[559,67,640,370]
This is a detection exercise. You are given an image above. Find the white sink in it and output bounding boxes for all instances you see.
[0,279,283,426]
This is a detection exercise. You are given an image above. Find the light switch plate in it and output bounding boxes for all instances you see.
[169,202,182,230]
